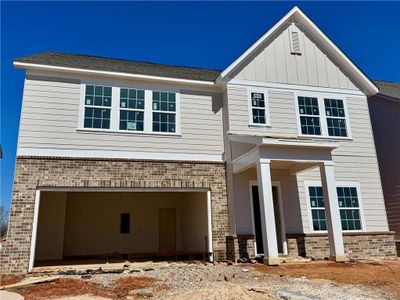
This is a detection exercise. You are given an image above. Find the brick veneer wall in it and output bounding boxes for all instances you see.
[226,234,255,261]
[1,157,229,274]
[227,232,396,261]
[287,232,397,260]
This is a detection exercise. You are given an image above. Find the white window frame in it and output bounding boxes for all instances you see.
[118,87,146,132]
[78,81,181,136]
[304,180,366,234]
[151,89,180,134]
[294,91,352,139]
[247,88,270,127]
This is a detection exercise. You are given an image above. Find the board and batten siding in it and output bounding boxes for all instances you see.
[17,73,224,158]
[227,85,389,233]
[368,95,400,240]
[232,23,358,90]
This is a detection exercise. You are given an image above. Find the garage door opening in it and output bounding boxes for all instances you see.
[31,190,212,270]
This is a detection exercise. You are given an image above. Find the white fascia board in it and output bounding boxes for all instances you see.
[259,138,339,149]
[218,6,378,96]
[13,61,216,87]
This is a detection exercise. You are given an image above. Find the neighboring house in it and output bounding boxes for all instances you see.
[368,80,400,255]
[1,7,397,275]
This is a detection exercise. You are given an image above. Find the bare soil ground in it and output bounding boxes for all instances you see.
[2,259,399,299]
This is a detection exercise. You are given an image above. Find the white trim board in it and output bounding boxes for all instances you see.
[218,6,378,96]
[17,148,224,162]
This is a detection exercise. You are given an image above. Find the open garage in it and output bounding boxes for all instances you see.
[31,190,212,269]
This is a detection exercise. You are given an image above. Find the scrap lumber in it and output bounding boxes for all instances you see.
[0,276,60,290]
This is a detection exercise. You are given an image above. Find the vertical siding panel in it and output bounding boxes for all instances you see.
[326,56,340,88]
[265,41,278,82]
[295,29,308,85]
[282,29,298,84]
[303,33,319,86]
[315,45,329,87]
[274,34,288,83]
[254,50,267,82]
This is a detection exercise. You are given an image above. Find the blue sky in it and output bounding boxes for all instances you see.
[1,2,400,213]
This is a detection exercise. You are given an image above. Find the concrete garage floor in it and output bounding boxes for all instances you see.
[2,259,400,299]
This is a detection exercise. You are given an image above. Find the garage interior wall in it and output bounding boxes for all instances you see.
[35,191,208,261]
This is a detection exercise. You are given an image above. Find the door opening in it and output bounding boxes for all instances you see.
[251,183,285,256]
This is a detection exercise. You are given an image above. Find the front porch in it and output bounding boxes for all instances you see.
[229,135,346,265]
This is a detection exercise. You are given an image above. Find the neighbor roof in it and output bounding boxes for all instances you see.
[14,52,221,82]
[373,80,400,100]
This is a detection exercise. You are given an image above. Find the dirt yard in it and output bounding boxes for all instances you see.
[1,259,399,299]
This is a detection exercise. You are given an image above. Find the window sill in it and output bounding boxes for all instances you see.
[77,128,182,138]
[248,124,271,128]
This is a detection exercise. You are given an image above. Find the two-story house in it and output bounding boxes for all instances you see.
[1,7,397,274]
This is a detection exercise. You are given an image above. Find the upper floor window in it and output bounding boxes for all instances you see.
[251,92,266,124]
[119,88,145,131]
[296,95,350,138]
[83,85,112,129]
[248,89,269,126]
[298,96,321,135]
[307,184,362,232]
[80,84,179,134]
[324,99,347,137]
[152,91,176,133]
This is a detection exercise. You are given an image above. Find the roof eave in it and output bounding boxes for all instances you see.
[13,61,218,87]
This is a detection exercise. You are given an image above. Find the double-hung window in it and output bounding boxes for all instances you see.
[298,96,321,135]
[296,95,349,138]
[308,186,327,231]
[337,187,362,230]
[119,88,145,131]
[324,99,347,137]
[307,184,362,232]
[83,85,112,129]
[152,91,176,133]
[250,91,267,125]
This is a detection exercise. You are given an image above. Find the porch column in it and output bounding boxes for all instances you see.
[319,161,346,262]
[256,159,280,265]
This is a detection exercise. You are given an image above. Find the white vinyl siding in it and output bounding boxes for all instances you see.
[18,73,223,158]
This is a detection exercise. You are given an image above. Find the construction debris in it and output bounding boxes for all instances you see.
[0,276,60,290]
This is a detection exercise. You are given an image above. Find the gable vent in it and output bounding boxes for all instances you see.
[290,31,301,55]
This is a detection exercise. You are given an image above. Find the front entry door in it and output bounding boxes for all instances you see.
[251,185,283,255]
[159,208,176,251]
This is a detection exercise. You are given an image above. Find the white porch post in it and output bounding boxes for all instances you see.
[256,159,280,265]
[206,190,214,262]
[319,161,346,262]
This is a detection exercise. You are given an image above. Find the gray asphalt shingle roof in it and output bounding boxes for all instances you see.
[14,52,222,82]
[373,80,400,100]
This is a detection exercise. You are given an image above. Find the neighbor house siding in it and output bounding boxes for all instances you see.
[232,23,358,90]
[368,95,400,241]
[17,72,224,158]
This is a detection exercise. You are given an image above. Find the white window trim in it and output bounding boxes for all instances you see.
[293,91,352,140]
[304,180,366,234]
[78,82,181,136]
[247,87,271,127]
[151,89,181,135]
[118,87,146,133]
